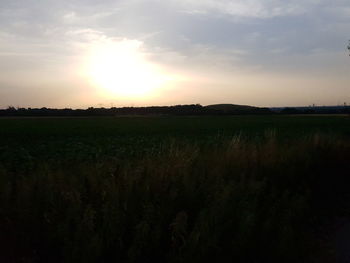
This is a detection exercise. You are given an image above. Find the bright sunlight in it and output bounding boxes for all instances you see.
[86,39,171,99]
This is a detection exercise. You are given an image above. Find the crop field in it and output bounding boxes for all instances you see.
[1,115,350,262]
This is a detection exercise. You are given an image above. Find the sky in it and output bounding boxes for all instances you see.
[0,0,349,108]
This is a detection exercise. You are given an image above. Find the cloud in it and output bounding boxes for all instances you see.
[174,0,307,19]
[0,0,349,107]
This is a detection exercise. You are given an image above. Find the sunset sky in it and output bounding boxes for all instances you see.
[0,0,349,108]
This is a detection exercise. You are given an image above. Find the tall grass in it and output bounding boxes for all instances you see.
[1,132,349,262]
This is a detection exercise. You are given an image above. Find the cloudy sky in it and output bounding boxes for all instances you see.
[0,0,349,108]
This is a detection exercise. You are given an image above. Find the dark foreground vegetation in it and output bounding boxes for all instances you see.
[1,115,350,262]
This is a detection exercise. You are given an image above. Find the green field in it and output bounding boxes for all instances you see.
[1,115,349,161]
[2,115,350,138]
[1,115,350,262]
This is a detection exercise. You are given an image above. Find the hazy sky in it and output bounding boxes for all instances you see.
[0,0,349,108]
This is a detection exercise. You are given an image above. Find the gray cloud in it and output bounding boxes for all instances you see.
[0,0,349,107]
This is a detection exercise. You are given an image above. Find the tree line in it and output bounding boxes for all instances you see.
[0,104,272,117]
[1,104,349,117]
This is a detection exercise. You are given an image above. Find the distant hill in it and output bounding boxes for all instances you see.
[206,104,258,111]
[205,104,272,114]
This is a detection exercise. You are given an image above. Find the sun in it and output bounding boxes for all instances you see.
[86,39,169,99]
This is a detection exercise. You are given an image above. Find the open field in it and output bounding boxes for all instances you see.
[1,115,350,262]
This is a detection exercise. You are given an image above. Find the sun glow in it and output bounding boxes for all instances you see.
[86,39,171,99]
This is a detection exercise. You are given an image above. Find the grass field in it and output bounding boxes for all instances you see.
[1,115,349,161]
[1,115,350,262]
